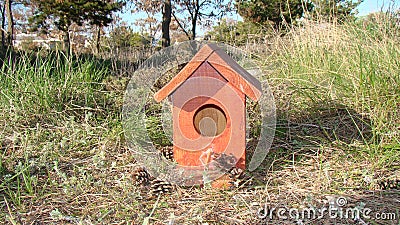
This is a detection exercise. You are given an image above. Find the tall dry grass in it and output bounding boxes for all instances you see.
[256,15,399,155]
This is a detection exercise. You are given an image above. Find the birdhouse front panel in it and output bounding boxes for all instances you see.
[170,61,246,168]
[154,43,263,178]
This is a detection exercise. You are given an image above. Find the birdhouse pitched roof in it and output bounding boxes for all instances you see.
[154,43,262,102]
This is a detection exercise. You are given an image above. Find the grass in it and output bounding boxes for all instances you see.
[267,16,400,165]
[1,14,400,224]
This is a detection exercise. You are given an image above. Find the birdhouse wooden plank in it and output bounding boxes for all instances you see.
[154,43,262,188]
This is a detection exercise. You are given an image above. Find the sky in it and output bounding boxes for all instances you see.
[120,0,399,34]
[357,0,398,16]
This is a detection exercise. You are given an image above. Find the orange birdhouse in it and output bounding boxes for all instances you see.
[154,43,262,187]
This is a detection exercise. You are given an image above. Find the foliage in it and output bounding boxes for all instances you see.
[236,0,363,26]
[173,0,233,40]
[130,0,161,40]
[131,0,233,42]
[28,0,124,54]
[311,0,363,22]
[108,25,151,49]
[29,0,124,32]
[207,19,267,45]
[236,0,313,28]
[359,11,400,38]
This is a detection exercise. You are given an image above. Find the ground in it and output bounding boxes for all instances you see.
[1,18,400,224]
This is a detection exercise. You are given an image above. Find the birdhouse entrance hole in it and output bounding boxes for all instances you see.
[193,104,227,137]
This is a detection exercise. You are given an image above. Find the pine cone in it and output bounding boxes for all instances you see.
[150,178,174,196]
[132,167,152,185]
[378,179,400,190]
[229,167,245,180]
[228,167,252,188]
[159,146,174,161]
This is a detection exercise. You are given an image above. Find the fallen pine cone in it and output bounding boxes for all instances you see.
[132,167,152,185]
[149,178,174,196]
[229,167,245,180]
[159,146,174,161]
[228,167,252,188]
[378,179,400,190]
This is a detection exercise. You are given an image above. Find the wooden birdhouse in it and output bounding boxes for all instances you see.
[154,43,262,187]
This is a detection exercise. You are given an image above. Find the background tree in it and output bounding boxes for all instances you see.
[312,0,363,22]
[108,25,151,49]
[1,0,25,49]
[84,1,125,53]
[30,0,124,54]
[5,0,13,47]
[131,0,160,45]
[173,0,233,40]
[132,0,232,46]
[207,19,266,45]
[1,2,6,48]
[162,0,171,47]
[130,0,173,48]
[236,0,313,28]
[13,2,34,33]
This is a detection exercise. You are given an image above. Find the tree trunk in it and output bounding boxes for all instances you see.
[5,0,13,47]
[191,0,199,40]
[191,17,196,40]
[161,0,171,48]
[1,4,5,49]
[96,25,101,54]
[63,30,72,55]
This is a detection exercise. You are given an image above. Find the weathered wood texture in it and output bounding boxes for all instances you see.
[154,43,262,102]
[154,44,262,187]
[171,61,246,169]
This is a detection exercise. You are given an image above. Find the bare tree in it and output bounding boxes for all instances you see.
[131,0,162,46]
[162,0,171,47]
[5,0,13,47]
[173,0,232,40]
[1,2,6,48]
